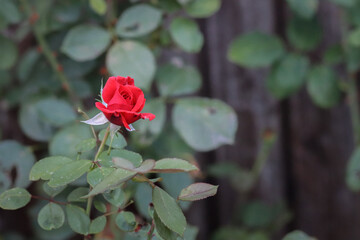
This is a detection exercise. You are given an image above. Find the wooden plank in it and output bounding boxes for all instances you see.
[289,2,360,239]
[197,0,285,233]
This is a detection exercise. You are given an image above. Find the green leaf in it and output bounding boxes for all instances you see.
[207,162,240,178]
[347,2,360,26]
[134,183,153,219]
[208,163,256,192]
[30,156,73,181]
[106,41,156,90]
[180,225,199,240]
[172,97,238,151]
[134,160,156,173]
[346,147,360,191]
[85,168,136,197]
[37,203,65,230]
[170,17,203,53]
[19,100,54,141]
[155,63,202,97]
[0,188,31,210]
[89,216,106,234]
[116,4,162,38]
[71,79,92,99]
[94,199,107,213]
[282,230,316,240]
[328,0,356,7]
[49,123,94,158]
[87,167,114,187]
[152,186,186,236]
[286,16,322,52]
[212,227,253,240]
[17,48,40,82]
[306,65,341,108]
[228,32,285,68]
[48,160,92,187]
[99,129,127,149]
[349,27,360,47]
[240,201,275,228]
[67,187,89,202]
[89,0,107,15]
[98,149,143,168]
[0,140,35,188]
[36,98,76,127]
[61,57,97,77]
[66,204,90,235]
[346,45,360,72]
[157,0,181,13]
[53,0,82,24]
[154,211,177,240]
[113,158,155,173]
[0,15,7,31]
[0,0,22,24]
[131,98,166,145]
[123,226,151,239]
[324,44,344,65]
[0,70,11,89]
[61,24,111,62]
[178,183,218,201]
[159,172,193,210]
[184,0,220,18]
[266,54,309,99]
[42,182,66,197]
[286,0,318,19]
[111,157,137,169]
[103,188,130,207]
[75,138,97,153]
[115,211,137,232]
[153,158,198,173]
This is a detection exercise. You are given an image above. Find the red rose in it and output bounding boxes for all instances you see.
[95,76,155,130]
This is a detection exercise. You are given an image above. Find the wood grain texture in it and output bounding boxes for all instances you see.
[288,2,360,240]
[197,0,285,235]
[194,0,360,239]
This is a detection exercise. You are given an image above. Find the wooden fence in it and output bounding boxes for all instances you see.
[190,1,360,240]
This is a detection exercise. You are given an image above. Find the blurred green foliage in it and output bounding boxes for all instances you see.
[0,0,229,239]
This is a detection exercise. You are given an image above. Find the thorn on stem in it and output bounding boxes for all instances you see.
[57,64,63,72]
[62,83,70,91]
[29,12,39,24]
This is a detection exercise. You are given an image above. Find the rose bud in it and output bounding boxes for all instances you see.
[82,76,155,132]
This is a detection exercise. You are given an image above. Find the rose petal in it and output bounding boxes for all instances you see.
[102,77,118,104]
[127,124,135,132]
[131,96,145,113]
[81,112,109,125]
[95,102,155,128]
[107,87,129,106]
[140,113,156,121]
[120,113,132,131]
[116,76,134,86]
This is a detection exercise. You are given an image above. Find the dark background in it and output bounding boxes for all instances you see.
[187,1,358,240]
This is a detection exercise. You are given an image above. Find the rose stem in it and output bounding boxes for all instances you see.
[85,126,110,230]
[20,0,82,109]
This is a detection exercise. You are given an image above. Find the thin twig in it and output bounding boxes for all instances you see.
[31,195,68,205]
[20,0,81,109]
